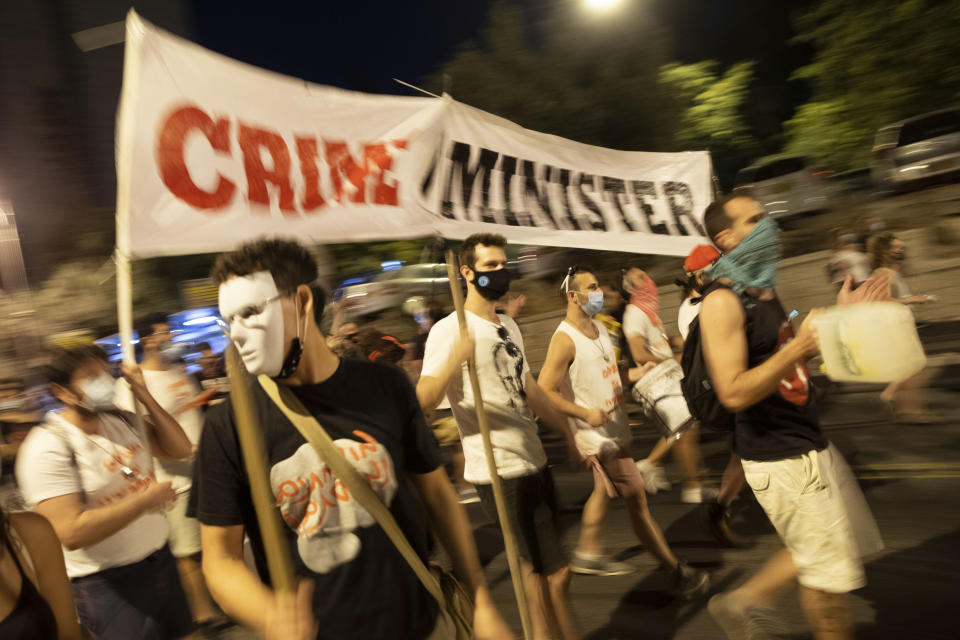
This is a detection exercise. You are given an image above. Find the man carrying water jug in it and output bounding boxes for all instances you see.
[537,266,710,599]
[698,191,889,640]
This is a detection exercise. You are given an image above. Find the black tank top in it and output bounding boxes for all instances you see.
[0,535,58,640]
[732,295,827,461]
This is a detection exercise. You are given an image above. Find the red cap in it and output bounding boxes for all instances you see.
[684,245,721,273]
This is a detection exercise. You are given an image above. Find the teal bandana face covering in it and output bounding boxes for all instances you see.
[707,216,782,294]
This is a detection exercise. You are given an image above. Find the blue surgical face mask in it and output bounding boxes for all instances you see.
[579,290,604,316]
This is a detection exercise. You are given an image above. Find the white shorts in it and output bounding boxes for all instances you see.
[165,489,202,558]
[742,443,884,593]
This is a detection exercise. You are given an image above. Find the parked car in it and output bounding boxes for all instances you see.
[871,108,960,191]
[336,263,451,318]
[734,155,834,218]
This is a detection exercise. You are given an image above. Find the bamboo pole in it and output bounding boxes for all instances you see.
[445,250,533,640]
[224,344,295,594]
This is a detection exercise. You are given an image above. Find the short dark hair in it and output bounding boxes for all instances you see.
[561,265,596,295]
[44,344,108,388]
[134,312,168,341]
[211,238,326,322]
[459,233,507,269]
[211,238,319,294]
[703,190,757,242]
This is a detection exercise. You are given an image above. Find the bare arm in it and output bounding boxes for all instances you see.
[626,334,661,366]
[201,524,274,631]
[524,372,575,440]
[201,524,316,640]
[409,468,514,639]
[33,483,173,551]
[415,330,473,412]
[700,289,819,413]
[537,332,601,424]
[11,512,84,640]
[122,364,193,460]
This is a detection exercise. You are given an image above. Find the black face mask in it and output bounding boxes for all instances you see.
[471,267,512,301]
[277,338,303,379]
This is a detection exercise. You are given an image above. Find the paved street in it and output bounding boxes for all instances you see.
[469,384,960,640]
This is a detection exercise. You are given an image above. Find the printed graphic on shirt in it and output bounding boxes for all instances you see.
[776,320,810,405]
[492,334,526,410]
[269,430,398,574]
[93,439,155,506]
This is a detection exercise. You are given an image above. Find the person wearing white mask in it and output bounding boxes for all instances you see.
[115,314,225,633]
[15,344,195,640]
[191,239,512,640]
[537,266,709,598]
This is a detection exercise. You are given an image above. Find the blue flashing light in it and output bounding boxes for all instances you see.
[380,260,404,271]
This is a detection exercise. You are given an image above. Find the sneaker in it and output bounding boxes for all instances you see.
[702,500,746,547]
[744,607,786,640]
[708,593,783,640]
[635,459,671,494]
[681,485,720,504]
[672,559,710,600]
[709,593,747,640]
[570,552,635,576]
[457,487,480,504]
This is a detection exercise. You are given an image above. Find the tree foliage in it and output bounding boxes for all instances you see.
[786,0,960,169]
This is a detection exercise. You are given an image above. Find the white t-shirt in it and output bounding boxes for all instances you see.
[830,249,872,284]
[554,321,629,457]
[677,297,699,342]
[421,311,547,484]
[622,304,673,362]
[15,411,169,578]
[116,368,204,492]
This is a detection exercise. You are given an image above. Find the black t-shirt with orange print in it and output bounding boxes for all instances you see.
[189,358,442,639]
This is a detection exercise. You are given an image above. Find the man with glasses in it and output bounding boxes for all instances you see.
[418,233,581,640]
[190,239,513,640]
[537,266,709,599]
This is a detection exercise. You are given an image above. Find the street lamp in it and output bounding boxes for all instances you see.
[584,0,623,11]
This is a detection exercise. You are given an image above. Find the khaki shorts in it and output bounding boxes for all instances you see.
[588,453,645,498]
[742,443,884,593]
[431,414,461,448]
[165,489,202,558]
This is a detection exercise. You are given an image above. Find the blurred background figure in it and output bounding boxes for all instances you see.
[0,378,38,512]
[116,314,229,633]
[827,226,872,291]
[623,268,715,504]
[327,321,362,359]
[868,232,941,422]
[194,341,229,405]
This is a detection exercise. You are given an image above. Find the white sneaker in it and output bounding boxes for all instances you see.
[681,486,720,504]
[635,460,671,494]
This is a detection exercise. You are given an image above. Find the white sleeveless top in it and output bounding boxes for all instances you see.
[554,320,630,457]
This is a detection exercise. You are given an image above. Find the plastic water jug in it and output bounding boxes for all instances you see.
[812,302,926,383]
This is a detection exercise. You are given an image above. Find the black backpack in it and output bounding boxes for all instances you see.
[680,283,753,432]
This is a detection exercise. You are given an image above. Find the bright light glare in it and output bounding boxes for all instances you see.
[585,0,621,11]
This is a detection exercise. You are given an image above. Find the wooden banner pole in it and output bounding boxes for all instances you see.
[224,344,295,594]
[445,250,533,640]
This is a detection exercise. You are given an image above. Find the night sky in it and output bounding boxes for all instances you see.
[190,0,818,125]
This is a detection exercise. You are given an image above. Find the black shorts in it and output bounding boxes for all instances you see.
[475,467,567,575]
[71,545,195,640]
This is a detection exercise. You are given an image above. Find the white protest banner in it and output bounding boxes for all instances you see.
[115,11,445,259]
[420,100,713,256]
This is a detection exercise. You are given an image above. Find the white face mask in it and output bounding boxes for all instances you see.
[78,373,116,412]
[219,272,287,376]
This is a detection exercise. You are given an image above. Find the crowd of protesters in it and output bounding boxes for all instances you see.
[0,189,911,640]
